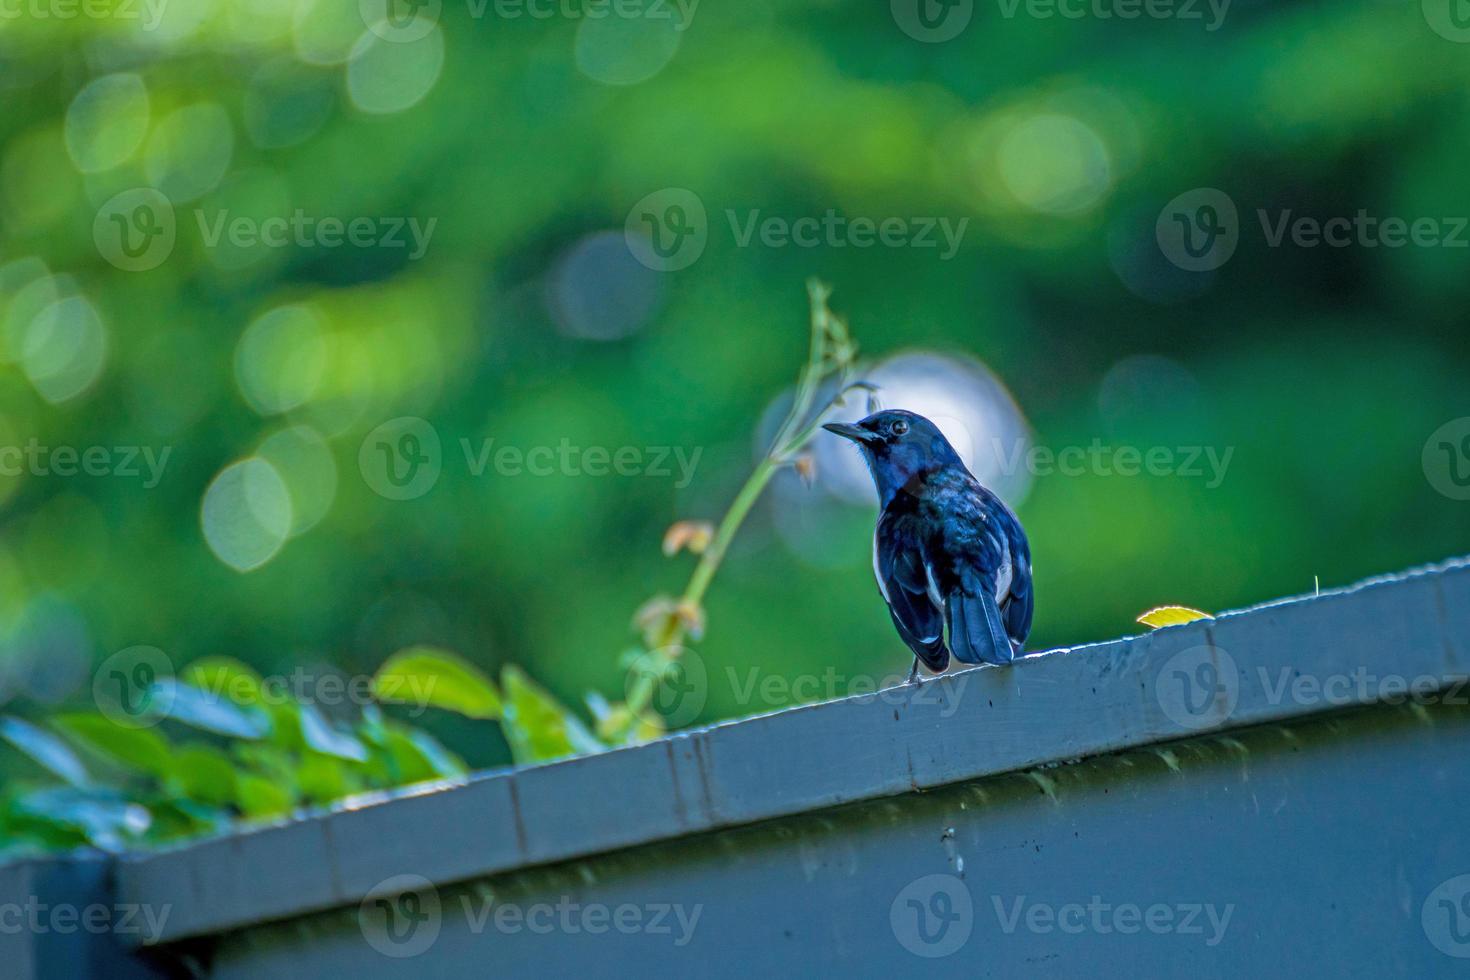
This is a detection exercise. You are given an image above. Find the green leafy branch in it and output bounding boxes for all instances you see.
[0,282,869,854]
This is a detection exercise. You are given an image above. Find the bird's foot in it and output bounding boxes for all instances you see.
[907,658,921,685]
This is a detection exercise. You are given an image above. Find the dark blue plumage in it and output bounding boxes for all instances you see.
[823,410,1033,678]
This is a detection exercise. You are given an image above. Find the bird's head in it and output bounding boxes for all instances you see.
[822,410,965,503]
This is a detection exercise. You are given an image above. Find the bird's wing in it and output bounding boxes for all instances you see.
[1002,537,1033,652]
[946,493,1028,665]
[875,508,948,672]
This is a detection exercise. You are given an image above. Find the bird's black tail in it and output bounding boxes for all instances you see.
[947,585,1015,666]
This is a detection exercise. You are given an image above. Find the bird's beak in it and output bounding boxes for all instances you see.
[822,421,879,446]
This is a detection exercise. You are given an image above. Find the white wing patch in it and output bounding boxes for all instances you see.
[872,531,890,603]
[923,559,944,610]
[994,532,1013,603]
[874,526,942,643]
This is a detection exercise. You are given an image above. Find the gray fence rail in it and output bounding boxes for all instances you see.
[5,558,1470,977]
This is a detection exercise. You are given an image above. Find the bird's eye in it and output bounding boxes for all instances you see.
[891,419,909,436]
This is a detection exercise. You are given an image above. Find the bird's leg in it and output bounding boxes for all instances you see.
[907,657,921,685]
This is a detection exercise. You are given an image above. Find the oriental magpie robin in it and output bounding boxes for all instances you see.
[823,410,1033,680]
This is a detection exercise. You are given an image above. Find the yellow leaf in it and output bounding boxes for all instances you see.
[1137,605,1213,629]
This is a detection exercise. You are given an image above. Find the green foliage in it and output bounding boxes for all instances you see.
[0,642,673,851]
[372,647,502,720]
[0,650,480,852]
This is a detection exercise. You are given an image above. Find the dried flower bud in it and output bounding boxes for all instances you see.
[793,454,817,487]
[632,594,679,640]
[675,601,706,641]
[662,519,715,557]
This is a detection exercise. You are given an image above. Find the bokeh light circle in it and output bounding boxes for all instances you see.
[574,8,682,86]
[145,103,234,203]
[234,304,329,415]
[549,231,665,341]
[257,425,340,535]
[814,351,1032,508]
[64,74,151,173]
[996,113,1112,216]
[21,294,108,404]
[347,26,445,115]
[201,457,294,572]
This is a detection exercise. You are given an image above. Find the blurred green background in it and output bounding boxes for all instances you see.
[1,0,1469,776]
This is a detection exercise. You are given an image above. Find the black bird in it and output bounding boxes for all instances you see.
[823,410,1033,680]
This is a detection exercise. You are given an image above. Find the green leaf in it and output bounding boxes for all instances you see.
[0,717,90,786]
[1137,606,1214,629]
[499,665,604,765]
[298,703,369,762]
[151,678,270,739]
[184,659,310,752]
[164,744,238,806]
[182,657,265,704]
[296,754,354,804]
[52,713,172,775]
[399,726,467,779]
[232,743,296,785]
[142,798,231,842]
[373,647,502,719]
[12,786,150,852]
[360,720,467,785]
[236,774,293,819]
